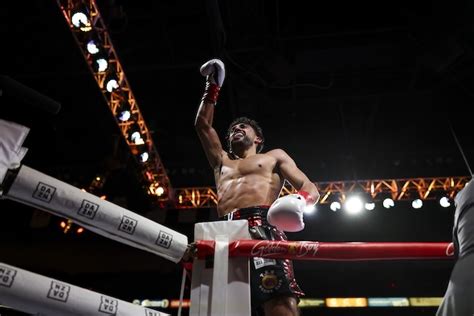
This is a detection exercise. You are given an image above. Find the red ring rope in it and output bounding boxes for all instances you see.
[196,240,454,261]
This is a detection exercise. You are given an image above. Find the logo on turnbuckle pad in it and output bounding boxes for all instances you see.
[258,270,282,294]
[0,265,17,287]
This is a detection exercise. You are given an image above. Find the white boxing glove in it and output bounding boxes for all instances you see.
[200,59,225,87]
[200,59,225,104]
[267,190,316,232]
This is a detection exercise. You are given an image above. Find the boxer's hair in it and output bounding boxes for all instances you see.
[226,117,265,153]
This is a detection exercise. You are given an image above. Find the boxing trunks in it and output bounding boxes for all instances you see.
[220,206,304,313]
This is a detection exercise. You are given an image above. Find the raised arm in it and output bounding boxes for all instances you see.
[194,59,226,169]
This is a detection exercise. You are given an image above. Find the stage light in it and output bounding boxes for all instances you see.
[365,202,375,211]
[115,100,131,122]
[60,219,72,233]
[130,131,144,145]
[86,40,100,54]
[149,182,165,197]
[128,123,146,145]
[70,3,92,32]
[304,204,317,215]
[412,199,423,209]
[118,109,131,121]
[440,197,451,208]
[71,11,91,32]
[140,152,149,162]
[344,195,364,215]
[106,78,119,92]
[383,198,394,209]
[95,58,108,72]
[156,186,165,197]
[104,68,120,92]
[90,49,109,73]
[330,201,341,212]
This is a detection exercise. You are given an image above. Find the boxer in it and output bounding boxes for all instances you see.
[194,58,319,316]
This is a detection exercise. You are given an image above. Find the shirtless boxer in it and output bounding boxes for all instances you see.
[194,58,320,316]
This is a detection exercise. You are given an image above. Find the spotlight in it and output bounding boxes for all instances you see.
[149,182,165,197]
[86,40,100,54]
[156,186,165,197]
[383,198,394,209]
[344,195,364,215]
[90,49,109,73]
[95,57,108,72]
[411,199,423,209]
[440,197,451,208]
[330,201,341,212]
[365,202,375,211]
[115,97,132,122]
[60,219,73,233]
[71,5,92,32]
[130,131,144,145]
[139,152,149,162]
[128,124,145,145]
[105,70,120,93]
[304,204,317,215]
[106,78,119,92]
[117,106,131,121]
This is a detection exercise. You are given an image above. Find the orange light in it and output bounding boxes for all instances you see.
[61,219,72,234]
[77,227,84,234]
[156,186,165,196]
[100,195,107,200]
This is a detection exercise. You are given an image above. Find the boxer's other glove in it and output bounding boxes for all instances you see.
[267,190,316,232]
[200,59,225,104]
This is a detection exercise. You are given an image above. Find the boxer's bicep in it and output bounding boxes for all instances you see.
[195,121,224,168]
[273,149,320,202]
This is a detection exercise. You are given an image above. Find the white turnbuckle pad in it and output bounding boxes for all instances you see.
[0,119,29,184]
[190,220,252,316]
[0,262,169,316]
[5,165,188,263]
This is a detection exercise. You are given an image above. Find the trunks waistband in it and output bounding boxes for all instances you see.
[220,205,271,226]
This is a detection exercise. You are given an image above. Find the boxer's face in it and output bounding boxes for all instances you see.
[229,123,258,149]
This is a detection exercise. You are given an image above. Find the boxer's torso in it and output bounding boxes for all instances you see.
[215,150,283,217]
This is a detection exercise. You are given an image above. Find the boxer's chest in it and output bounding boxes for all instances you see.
[221,154,276,179]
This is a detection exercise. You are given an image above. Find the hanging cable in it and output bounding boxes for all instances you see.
[449,120,473,177]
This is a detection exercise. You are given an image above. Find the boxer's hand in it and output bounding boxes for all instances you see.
[200,59,225,87]
[267,193,307,232]
[200,59,225,104]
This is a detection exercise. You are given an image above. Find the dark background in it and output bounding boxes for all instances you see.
[1,0,474,315]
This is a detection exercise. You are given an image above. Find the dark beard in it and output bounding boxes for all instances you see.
[231,136,253,152]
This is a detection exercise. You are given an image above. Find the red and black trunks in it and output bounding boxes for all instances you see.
[220,205,304,312]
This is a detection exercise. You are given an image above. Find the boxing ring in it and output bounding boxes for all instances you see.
[0,119,456,315]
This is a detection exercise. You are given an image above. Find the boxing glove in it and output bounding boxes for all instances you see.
[200,59,225,104]
[267,190,315,232]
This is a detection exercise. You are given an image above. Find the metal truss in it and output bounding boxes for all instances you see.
[174,176,470,209]
[57,0,172,202]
